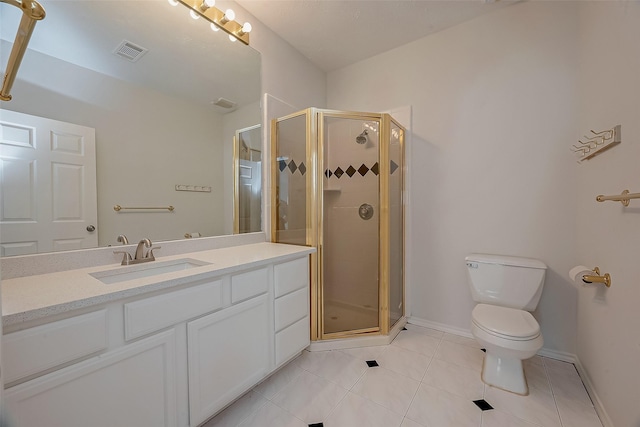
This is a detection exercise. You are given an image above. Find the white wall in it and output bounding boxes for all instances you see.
[327,1,580,355]
[234,3,326,111]
[574,2,640,426]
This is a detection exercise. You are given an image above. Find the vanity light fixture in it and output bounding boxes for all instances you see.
[171,0,251,45]
[168,0,179,6]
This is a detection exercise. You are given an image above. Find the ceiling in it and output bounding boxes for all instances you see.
[236,0,516,72]
[1,0,514,106]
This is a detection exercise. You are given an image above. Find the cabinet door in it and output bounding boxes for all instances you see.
[3,330,176,427]
[187,295,270,426]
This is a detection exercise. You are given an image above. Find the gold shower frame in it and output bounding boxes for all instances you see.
[271,108,405,342]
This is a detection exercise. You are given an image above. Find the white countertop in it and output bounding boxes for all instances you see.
[2,242,314,327]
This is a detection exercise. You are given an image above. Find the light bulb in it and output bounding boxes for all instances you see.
[167,0,179,6]
[200,0,214,11]
[219,8,235,25]
[229,35,237,42]
[210,23,220,32]
[190,9,200,19]
[241,22,252,34]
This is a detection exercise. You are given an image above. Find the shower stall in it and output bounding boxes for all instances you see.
[271,109,405,342]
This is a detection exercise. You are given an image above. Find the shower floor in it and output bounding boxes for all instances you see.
[323,299,379,334]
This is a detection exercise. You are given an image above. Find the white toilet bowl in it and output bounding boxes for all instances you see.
[471,304,543,395]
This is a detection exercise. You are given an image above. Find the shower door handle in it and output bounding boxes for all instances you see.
[358,203,374,220]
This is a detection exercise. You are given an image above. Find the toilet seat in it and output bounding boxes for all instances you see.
[472,304,540,341]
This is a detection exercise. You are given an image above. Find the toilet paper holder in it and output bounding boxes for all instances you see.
[582,267,612,288]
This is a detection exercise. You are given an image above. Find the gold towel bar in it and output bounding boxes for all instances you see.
[114,205,175,212]
[596,190,640,207]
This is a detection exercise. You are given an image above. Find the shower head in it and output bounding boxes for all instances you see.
[356,130,368,145]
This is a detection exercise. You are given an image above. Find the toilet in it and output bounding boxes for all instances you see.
[465,253,547,395]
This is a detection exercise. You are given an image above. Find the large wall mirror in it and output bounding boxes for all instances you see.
[0,0,262,256]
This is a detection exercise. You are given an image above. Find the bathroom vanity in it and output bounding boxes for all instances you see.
[1,242,313,427]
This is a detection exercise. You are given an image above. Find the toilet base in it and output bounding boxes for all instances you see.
[481,351,528,396]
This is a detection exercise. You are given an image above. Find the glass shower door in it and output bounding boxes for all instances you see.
[321,114,381,336]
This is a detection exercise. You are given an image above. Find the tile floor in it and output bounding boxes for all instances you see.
[202,324,603,427]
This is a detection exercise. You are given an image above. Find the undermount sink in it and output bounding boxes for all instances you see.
[90,258,212,284]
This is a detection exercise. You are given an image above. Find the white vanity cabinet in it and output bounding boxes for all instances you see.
[2,250,311,427]
[4,328,177,427]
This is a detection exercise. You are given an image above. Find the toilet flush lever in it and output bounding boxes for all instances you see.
[467,262,478,269]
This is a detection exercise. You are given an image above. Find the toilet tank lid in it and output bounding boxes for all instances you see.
[465,254,546,270]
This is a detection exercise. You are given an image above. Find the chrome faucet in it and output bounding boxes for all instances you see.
[117,234,129,245]
[113,238,160,265]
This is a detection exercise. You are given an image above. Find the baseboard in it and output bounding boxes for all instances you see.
[407,316,575,363]
[406,316,474,339]
[574,356,614,427]
[537,347,575,363]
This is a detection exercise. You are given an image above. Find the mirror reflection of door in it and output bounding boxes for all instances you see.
[0,110,98,255]
[234,125,261,234]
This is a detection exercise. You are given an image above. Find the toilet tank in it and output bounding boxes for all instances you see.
[465,254,547,311]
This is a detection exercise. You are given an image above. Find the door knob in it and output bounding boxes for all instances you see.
[86,225,96,232]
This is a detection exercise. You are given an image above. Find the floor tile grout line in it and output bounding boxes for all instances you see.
[392,333,443,425]
[418,334,442,383]
[321,386,351,424]
[231,392,270,427]
[541,357,568,427]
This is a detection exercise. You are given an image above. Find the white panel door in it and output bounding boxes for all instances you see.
[0,110,97,256]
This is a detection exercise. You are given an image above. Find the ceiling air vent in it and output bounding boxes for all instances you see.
[113,40,148,62]
[213,97,237,109]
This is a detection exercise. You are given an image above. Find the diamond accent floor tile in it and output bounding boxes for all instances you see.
[473,399,494,411]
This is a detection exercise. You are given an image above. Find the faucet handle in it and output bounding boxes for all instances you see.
[147,246,161,261]
[113,250,133,265]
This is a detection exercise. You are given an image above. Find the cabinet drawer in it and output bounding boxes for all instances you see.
[125,279,223,340]
[3,310,107,384]
[275,316,309,366]
[231,267,268,303]
[274,287,308,332]
[274,257,308,298]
